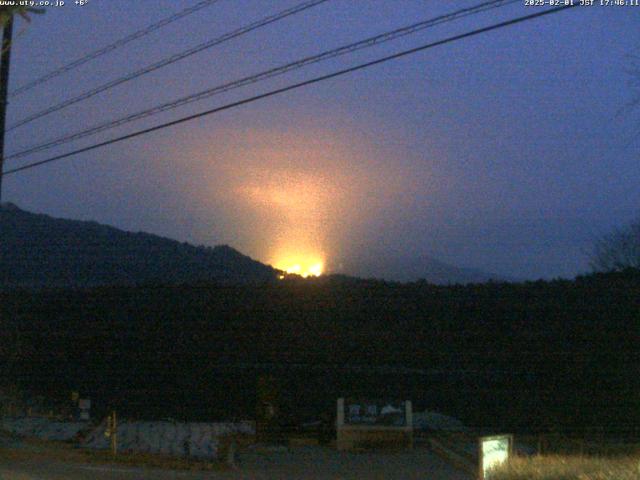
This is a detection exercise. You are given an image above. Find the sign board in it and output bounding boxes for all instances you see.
[344,400,407,427]
[336,398,413,451]
[78,398,91,421]
[479,434,513,479]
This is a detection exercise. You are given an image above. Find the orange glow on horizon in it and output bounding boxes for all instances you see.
[274,256,324,278]
[179,125,421,276]
[234,167,331,280]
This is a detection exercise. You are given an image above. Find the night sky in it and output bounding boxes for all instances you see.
[3,0,639,280]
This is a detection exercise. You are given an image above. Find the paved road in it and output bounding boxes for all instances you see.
[0,446,472,480]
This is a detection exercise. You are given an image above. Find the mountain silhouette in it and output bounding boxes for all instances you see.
[0,203,278,289]
[341,253,508,284]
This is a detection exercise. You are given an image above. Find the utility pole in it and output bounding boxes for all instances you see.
[111,410,117,456]
[105,410,118,455]
[0,14,14,203]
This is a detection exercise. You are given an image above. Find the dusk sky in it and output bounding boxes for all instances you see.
[3,0,639,281]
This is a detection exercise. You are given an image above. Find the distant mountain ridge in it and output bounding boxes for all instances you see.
[381,255,508,284]
[0,203,279,289]
[0,203,507,289]
[343,254,508,285]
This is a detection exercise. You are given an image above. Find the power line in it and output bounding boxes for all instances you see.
[9,0,222,98]
[6,0,517,162]
[2,4,577,179]
[6,0,330,132]
[6,0,513,159]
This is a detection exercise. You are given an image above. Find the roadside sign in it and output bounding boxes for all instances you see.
[344,400,407,426]
[336,398,413,451]
[78,398,91,420]
[479,434,513,479]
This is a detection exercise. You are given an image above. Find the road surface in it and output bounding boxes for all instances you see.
[0,445,472,479]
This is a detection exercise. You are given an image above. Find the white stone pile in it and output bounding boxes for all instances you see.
[0,417,88,441]
[81,419,254,458]
[1,416,255,458]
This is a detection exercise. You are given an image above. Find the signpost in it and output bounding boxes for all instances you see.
[343,399,408,427]
[104,411,118,456]
[336,398,413,451]
[256,375,280,443]
[478,434,513,479]
[78,398,91,421]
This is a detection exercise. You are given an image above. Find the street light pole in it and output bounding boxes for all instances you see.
[0,15,14,202]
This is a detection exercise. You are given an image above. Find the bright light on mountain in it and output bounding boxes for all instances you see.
[276,258,324,278]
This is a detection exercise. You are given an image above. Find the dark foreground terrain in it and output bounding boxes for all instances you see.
[2,269,638,434]
[0,441,470,480]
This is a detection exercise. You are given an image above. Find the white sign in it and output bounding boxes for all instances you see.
[479,435,512,479]
[344,400,408,426]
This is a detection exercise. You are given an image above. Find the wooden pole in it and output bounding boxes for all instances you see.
[0,15,14,202]
[111,411,117,456]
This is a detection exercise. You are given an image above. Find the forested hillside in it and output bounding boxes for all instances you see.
[2,270,638,432]
[0,203,278,287]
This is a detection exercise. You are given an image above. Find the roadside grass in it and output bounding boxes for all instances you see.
[518,434,640,457]
[490,455,640,480]
[0,437,229,471]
